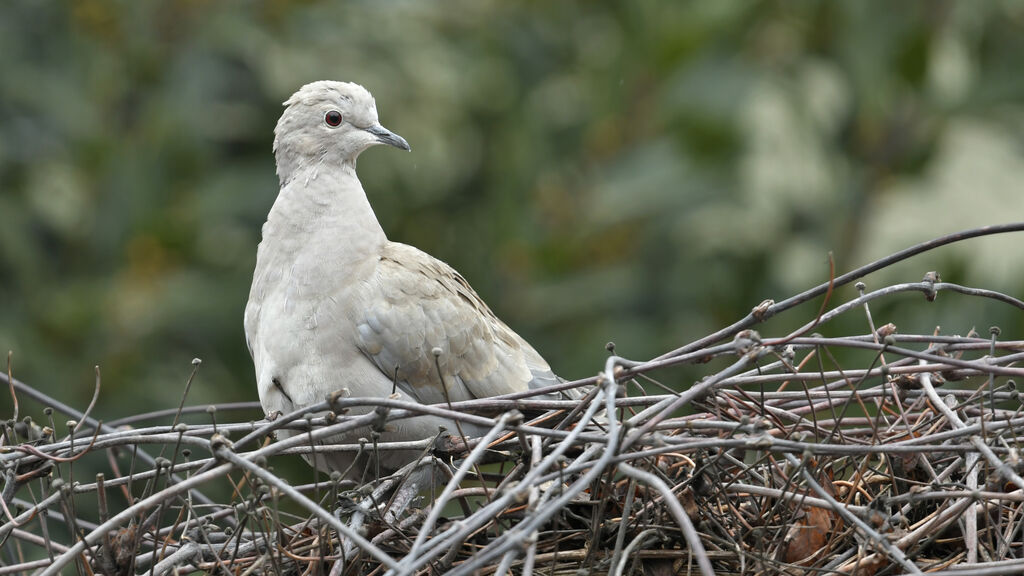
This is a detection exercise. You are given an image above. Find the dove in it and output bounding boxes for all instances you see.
[244,81,562,478]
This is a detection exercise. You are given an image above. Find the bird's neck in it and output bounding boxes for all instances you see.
[261,166,387,263]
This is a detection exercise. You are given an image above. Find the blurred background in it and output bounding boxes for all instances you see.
[2,1,1024,423]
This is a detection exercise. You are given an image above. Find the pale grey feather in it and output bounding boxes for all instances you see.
[245,80,566,477]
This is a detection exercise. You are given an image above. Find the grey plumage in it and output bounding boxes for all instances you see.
[245,81,561,476]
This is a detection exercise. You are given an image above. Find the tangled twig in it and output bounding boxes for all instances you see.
[2,224,1024,575]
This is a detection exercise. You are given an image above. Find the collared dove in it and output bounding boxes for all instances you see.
[245,81,563,477]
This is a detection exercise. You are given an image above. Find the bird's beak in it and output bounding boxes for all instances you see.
[365,124,411,151]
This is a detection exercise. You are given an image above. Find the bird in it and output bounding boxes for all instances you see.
[244,81,564,478]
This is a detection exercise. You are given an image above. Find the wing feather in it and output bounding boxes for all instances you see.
[351,242,558,405]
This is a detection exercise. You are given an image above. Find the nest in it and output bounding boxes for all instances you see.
[3,225,1024,575]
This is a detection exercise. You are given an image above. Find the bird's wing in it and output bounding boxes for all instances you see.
[351,242,560,405]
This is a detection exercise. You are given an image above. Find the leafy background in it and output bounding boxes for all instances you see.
[2,2,1023,430]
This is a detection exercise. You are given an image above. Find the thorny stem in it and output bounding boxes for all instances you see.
[6,225,1024,574]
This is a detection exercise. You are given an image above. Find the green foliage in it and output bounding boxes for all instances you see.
[3,1,1024,416]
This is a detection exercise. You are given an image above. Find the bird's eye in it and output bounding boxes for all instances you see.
[325,110,343,127]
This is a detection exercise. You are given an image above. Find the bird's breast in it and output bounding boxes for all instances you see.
[248,236,377,400]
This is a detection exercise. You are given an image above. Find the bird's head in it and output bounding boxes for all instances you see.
[273,81,410,184]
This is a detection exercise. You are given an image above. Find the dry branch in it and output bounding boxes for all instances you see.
[3,225,1024,575]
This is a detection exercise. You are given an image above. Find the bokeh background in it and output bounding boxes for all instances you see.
[2,2,1024,423]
